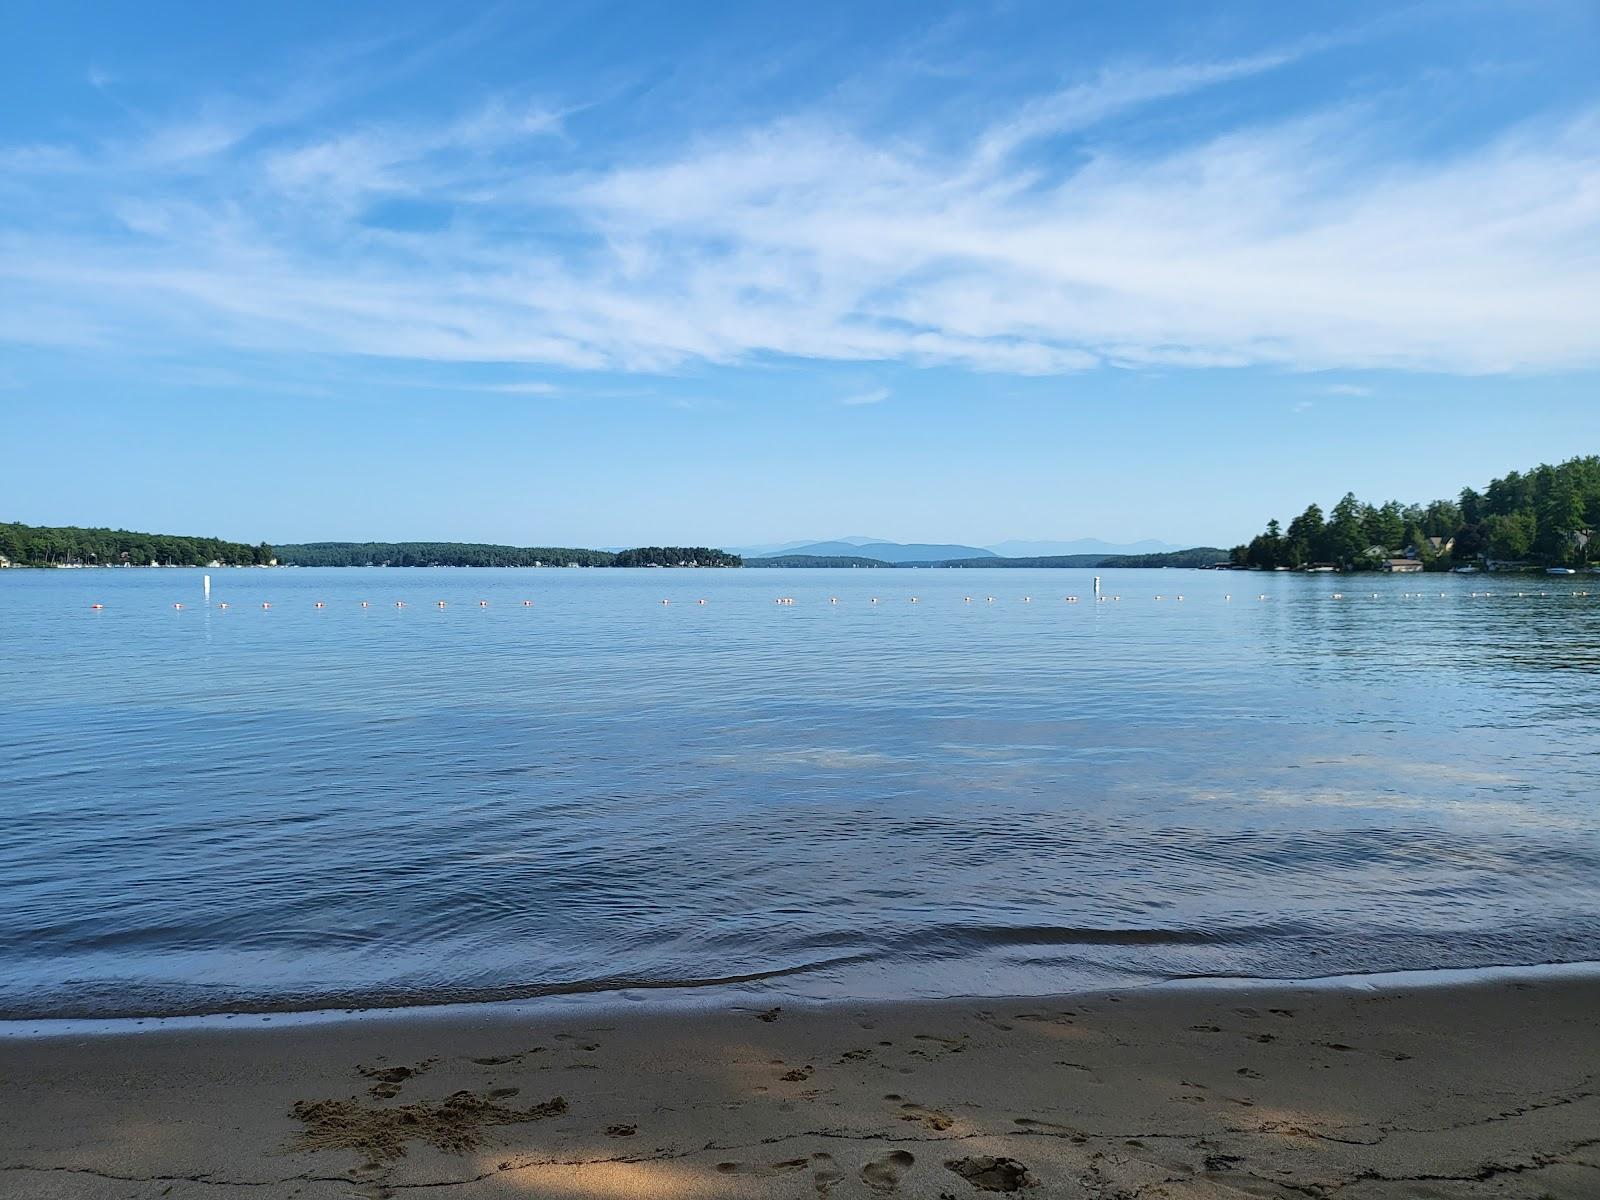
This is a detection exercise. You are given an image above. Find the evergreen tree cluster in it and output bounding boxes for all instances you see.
[1231,456,1600,570]
[0,522,270,567]
[609,546,742,567]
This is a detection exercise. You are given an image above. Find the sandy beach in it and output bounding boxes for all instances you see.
[2,974,1597,1199]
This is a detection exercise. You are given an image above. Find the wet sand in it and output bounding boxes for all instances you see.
[1,976,1597,1199]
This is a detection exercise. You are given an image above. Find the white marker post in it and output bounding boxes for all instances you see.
[1093,575,1101,597]
[203,574,211,601]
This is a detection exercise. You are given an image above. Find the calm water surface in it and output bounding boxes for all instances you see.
[2,567,1598,1019]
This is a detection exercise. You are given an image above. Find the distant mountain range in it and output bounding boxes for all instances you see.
[985,538,1181,557]
[755,540,998,563]
[730,536,1183,562]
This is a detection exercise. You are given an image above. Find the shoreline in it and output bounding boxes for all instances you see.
[4,974,1597,1198]
[5,957,1600,1041]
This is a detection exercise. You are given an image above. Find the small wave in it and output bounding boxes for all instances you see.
[0,952,880,1022]
[884,922,1292,950]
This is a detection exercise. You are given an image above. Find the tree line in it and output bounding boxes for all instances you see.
[0,522,271,567]
[1231,456,1600,570]
[274,542,740,567]
[609,547,742,567]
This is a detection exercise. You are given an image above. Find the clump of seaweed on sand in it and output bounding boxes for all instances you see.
[288,1090,566,1160]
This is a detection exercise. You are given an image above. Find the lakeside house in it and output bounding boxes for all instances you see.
[1381,558,1425,573]
[0,554,11,568]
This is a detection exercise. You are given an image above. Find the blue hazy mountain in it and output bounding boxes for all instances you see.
[985,538,1181,557]
[726,535,888,557]
[749,540,997,563]
[733,536,1181,561]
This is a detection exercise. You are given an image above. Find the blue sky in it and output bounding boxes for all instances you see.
[2,0,1598,549]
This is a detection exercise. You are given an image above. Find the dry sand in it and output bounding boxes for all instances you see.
[2,975,1597,1199]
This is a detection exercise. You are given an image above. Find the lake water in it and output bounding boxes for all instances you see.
[2,566,1598,1020]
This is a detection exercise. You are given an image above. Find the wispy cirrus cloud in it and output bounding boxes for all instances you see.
[1,45,1597,383]
[840,387,890,406]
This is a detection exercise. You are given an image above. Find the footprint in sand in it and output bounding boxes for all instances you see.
[358,1059,436,1099]
[605,1124,636,1137]
[1236,1067,1263,1079]
[838,1048,873,1063]
[974,1011,1014,1032]
[911,1034,968,1058]
[861,1150,915,1192]
[469,1048,544,1066]
[1189,1024,1223,1033]
[899,1101,954,1131]
[944,1155,1033,1192]
[1269,1008,1296,1018]
[811,1151,843,1196]
[781,1065,815,1082]
[716,1158,809,1177]
[756,1007,783,1023]
[1014,1010,1076,1025]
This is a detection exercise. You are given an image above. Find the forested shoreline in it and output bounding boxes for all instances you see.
[275,543,741,568]
[0,523,271,567]
[1230,457,1599,571]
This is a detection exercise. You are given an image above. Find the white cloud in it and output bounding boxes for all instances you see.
[1,54,1597,381]
[1320,383,1374,396]
[840,387,890,406]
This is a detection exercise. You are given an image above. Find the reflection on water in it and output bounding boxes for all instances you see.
[1,567,1597,1018]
